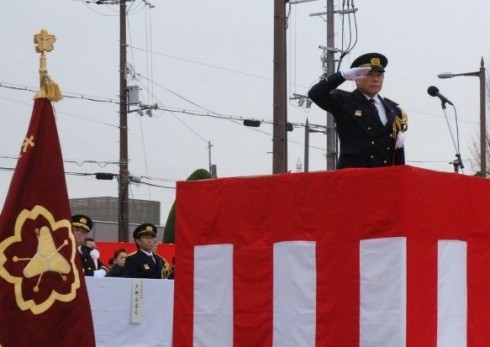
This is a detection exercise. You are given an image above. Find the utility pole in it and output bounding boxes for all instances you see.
[325,0,337,170]
[479,57,486,177]
[304,119,310,172]
[119,0,129,242]
[304,118,327,172]
[208,141,217,178]
[273,0,288,174]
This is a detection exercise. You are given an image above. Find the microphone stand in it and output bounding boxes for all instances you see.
[440,101,464,173]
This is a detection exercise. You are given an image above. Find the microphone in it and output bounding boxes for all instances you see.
[427,86,454,106]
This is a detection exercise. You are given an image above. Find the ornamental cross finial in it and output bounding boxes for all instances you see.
[33,29,62,101]
[34,29,56,54]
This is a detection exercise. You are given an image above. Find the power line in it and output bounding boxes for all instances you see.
[128,45,273,82]
[134,73,329,130]
[0,82,119,104]
[0,166,176,189]
[0,155,119,167]
[4,79,474,130]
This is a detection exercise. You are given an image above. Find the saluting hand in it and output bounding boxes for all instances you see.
[341,67,371,81]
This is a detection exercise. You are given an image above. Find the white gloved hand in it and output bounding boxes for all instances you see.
[90,249,100,261]
[341,67,371,81]
[395,130,407,149]
[93,268,107,278]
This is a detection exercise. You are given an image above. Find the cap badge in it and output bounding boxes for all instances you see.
[370,57,381,66]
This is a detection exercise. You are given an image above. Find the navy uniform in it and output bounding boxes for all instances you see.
[123,223,166,279]
[308,53,408,169]
[79,244,98,276]
[72,214,107,276]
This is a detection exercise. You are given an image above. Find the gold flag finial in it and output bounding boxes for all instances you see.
[33,29,62,101]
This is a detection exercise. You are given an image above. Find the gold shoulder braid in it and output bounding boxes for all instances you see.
[392,108,408,138]
[161,258,173,279]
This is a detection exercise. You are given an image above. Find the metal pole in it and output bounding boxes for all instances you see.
[272,0,288,174]
[480,57,486,177]
[325,0,337,170]
[304,118,310,172]
[119,0,129,242]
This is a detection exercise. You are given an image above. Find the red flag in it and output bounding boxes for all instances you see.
[0,99,96,347]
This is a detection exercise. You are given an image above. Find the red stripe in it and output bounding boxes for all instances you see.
[172,247,194,347]
[406,238,437,347]
[234,246,273,346]
[317,239,360,346]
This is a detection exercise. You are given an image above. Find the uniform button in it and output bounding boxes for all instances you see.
[387,146,390,150]
[367,127,372,131]
[370,155,374,159]
[371,141,375,145]
[383,160,388,164]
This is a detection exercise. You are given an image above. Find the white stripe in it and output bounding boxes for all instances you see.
[437,240,467,347]
[360,237,407,347]
[273,241,317,347]
[193,244,233,347]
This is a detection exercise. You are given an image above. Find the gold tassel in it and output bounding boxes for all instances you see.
[392,108,408,137]
[34,75,63,102]
[45,79,63,102]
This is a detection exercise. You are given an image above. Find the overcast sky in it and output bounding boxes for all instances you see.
[1,0,489,224]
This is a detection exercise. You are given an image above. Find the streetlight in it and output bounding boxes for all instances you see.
[438,58,486,177]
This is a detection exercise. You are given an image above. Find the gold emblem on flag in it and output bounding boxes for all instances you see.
[0,205,80,315]
[20,135,35,158]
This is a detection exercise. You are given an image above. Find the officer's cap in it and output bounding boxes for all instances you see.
[351,53,387,72]
[133,223,157,239]
[72,214,93,232]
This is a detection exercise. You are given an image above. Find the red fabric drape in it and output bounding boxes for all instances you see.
[173,166,490,346]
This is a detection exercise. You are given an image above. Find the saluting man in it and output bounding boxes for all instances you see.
[123,223,166,279]
[72,214,108,277]
[308,52,408,169]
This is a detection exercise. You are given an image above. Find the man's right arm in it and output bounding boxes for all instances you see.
[308,72,346,112]
[308,67,371,112]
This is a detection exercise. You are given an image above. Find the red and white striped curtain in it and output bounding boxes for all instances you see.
[173,166,490,347]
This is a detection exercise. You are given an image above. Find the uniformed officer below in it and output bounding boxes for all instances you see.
[123,223,167,279]
[308,52,408,169]
[72,214,108,277]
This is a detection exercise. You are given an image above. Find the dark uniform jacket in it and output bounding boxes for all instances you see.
[107,264,125,277]
[79,245,106,276]
[308,72,405,169]
[123,249,165,279]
